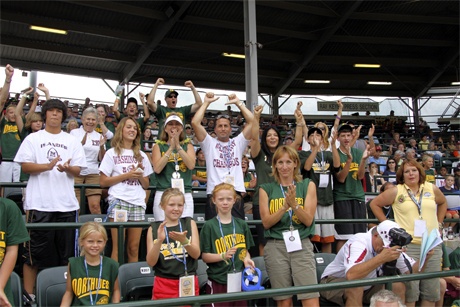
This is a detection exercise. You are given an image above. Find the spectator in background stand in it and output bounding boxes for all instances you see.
[0,65,21,192]
[95,104,115,149]
[364,162,386,193]
[419,135,430,151]
[407,138,419,155]
[14,99,87,298]
[426,141,443,162]
[368,145,386,173]
[70,107,106,214]
[421,154,436,184]
[147,78,202,135]
[394,150,405,167]
[66,119,79,132]
[455,164,460,190]
[389,132,402,154]
[405,148,416,160]
[447,134,457,155]
[241,155,256,214]
[383,158,398,184]
[439,175,459,231]
[366,182,395,229]
[142,125,154,152]
[113,93,150,132]
[206,118,215,133]
[192,148,207,187]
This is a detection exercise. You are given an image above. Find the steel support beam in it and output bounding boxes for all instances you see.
[243,0,259,111]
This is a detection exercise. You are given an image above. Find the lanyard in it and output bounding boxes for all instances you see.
[171,145,181,179]
[280,183,295,231]
[217,216,236,271]
[407,188,424,218]
[164,220,188,275]
[84,256,103,306]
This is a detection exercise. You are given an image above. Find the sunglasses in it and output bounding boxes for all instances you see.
[388,161,395,164]
[167,95,177,99]
[186,127,191,129]
[216,114,231,120]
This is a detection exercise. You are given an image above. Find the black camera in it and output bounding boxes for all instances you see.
[388,227,412,247]
[382,228,412,276]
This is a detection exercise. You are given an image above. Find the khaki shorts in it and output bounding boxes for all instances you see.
[320,276,383,306]
[74,174,102,199]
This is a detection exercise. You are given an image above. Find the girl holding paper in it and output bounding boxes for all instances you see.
[99,117,153,262]
[152,113,196,221]
[259,145,319,307]
[370,159,447,307]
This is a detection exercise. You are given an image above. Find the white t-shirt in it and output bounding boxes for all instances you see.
[200,133,250,194]
[99,148,153,209]
[71,126,104,175]
[14,130,87,212]
[321,229,415,290]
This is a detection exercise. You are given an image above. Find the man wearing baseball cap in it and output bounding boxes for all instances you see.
[320,220,422,306]
[147,77,202,135]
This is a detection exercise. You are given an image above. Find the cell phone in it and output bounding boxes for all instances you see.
[115,84,124,96]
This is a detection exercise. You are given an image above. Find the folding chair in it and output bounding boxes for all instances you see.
[118,261,154,302]
[197,259,208,295]
[10,271,23,307]
[36,266,68,307]
[315,253,336,283]
[78,214,107,223]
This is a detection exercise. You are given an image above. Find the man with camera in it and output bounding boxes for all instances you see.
[319,220,425,306]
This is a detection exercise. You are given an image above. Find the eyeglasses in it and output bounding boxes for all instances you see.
[388,161,395,164]
[216,114,230,120]
[186,127,191,129]
[167,95,177,99]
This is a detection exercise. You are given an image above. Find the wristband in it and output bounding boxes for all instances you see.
[438,222,444,229]
[164,153,170,158]
[182,238,191,247]
[336,116,341,120]
[221,252,228,263]
[5,79,11,84]
[294,205,300,210]
[238,101,244,107]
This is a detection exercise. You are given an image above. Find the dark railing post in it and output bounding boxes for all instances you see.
[118,225,125,265]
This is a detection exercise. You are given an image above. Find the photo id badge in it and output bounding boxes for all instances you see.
[319,173,329,188]
[171,178,185,194]
[224,175,235,186]
[227,271,242,293]
[114,209,128,222]
[414,219,427,237]
[179,275,195,297]
[282,229,302,252]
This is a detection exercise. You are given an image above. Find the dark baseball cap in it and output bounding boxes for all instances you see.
[307,127,323,138]
[338,124,353,134]
[165,89,179,98]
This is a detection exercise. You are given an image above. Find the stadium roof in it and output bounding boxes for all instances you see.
[1,0,459,98]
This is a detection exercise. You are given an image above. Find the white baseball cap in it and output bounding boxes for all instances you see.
[164,115,183,127]
[376,220,401,247]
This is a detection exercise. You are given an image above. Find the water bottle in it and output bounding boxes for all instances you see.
[447,226,454,240]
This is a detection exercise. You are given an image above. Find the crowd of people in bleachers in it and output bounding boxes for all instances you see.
[1,63,460,307]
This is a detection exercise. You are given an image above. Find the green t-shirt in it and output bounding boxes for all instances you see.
[150,217,197,278]
[155,142,192,192]
[192,162,207,183]
[299,150,335,206]
[0,198,30,305]
[333,147,365,202]
[0,118,21,159]
[252,150,274,207]
[425,168,436,184]
[260,179,315,240]
[200,217,254,284]
[95,122,116,150]
[68,256,119,305]
[154,105,192,136]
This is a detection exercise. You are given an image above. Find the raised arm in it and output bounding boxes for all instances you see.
[292,102,306,149]
[250,105,263,158]
[358,145,370,180]
[192,92,218,142]
[225,94,254,140]
[113,95,122,120]
[15,87,34,132]
[333,99,343,131]
[37,83,50,101]
[147,78,164,114]
[0,65,14,110]
[184,80,203,113]
[367,123,376,150]
[330,129,341,168]
[139,92,150,123]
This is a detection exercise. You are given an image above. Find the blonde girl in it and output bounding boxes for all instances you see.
[61,222,120,306]
[99,117,153,262]
[146,188,200,300]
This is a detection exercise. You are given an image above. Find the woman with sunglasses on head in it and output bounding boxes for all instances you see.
[250,103,304,255]
[383,158,398,183]
[152,113,196,221]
